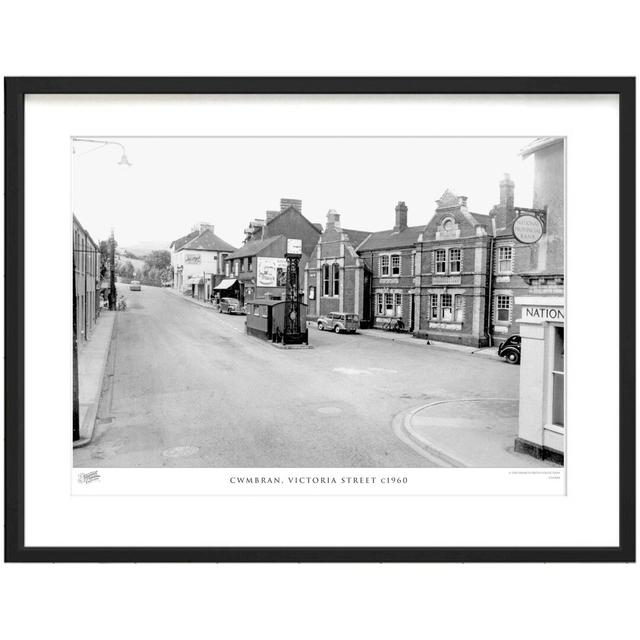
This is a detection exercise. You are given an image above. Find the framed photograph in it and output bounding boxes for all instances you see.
[4,77,635,562]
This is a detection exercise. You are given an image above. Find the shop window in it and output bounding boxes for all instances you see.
[234,260,240,277]
[441,294,453,322]
[261,306,268,318]
[435,249,446,274]
[496,295,511,322]
[552,327,565,428]
[391,254,401,276]
[384,293,394,317]
[323,264,330,296]
[449,248,461,273]
[394,293,402,317]
[497,246,513,274]
[247,256,253,272]
[253,305,260,316]
[380,255,390,276]
[333,264,340,296]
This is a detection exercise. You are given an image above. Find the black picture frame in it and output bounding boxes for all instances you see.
[4,77,635,563]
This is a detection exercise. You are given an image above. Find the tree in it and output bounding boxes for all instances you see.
[145,250,171,271]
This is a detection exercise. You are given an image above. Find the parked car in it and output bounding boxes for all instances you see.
[317,312,360,334]
[129,280,141,291]
[219,297,242,314]
[498,334,521,364]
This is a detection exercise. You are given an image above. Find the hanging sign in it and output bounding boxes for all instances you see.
[286,238,302,255]
[513,214,544,244]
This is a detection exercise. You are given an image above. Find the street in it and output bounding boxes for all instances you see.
[74,286,519,468]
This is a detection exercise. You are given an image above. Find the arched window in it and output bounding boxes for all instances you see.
[332,264,340,296]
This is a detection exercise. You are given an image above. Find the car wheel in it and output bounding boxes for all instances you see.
[317,322,324,331]
[334,325,341,334]
[219,308,222,313]
[506,350,520,365]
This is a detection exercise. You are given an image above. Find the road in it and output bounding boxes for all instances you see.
[74,286,519,468]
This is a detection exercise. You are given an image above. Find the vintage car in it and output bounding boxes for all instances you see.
[317,312,360,334]
[497,334,521,365]
[219,297,243,314]
[129,280,141,291]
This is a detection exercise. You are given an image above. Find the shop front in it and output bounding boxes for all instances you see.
[514,296,565,464]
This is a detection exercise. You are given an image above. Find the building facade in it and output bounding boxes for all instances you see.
[412,191,493,347]
[357,202,423,331]
[304,210,371,325]
[73,216,101,343]
[513,137,565,464]
[170,223,236,300]
[227,199,322,305]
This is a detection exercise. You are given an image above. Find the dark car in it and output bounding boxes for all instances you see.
[498,334,521,365]
[219,297,242,314]
[317,312,360,334]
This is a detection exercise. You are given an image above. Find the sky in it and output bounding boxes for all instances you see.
[72,137,537,251]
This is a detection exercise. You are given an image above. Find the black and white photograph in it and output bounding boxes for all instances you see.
[71,135,565,476]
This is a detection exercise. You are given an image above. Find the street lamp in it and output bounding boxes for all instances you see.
[73,137,133,167]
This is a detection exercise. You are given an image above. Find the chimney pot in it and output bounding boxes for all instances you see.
[394,201,408,232]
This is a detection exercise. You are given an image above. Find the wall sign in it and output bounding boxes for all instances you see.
[286,238,302,255]
[521,306,565,323]
[513,214,544,244]
[184,253,201,264]
[257,257,287,287]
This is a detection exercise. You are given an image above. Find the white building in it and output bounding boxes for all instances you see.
[170,223,236,300]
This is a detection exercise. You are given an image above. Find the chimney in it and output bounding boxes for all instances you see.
[196,222,214,234]
[326,209,341,231]
[500,174,515,210]
[394,201,408,232]
[280,198,302,214]
[265,210,279,224]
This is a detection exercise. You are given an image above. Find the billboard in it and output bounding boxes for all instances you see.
[256,257,287,287]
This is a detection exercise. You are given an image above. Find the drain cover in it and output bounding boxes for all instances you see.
[317,407,343,416]
[162,445,200,458]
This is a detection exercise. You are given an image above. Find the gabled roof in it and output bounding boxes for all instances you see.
[181,229,237,253]
[227,235,282,259]
[468,212,491,227]
[356,225,424,252]
[170,230,198,251]
[263,205,322,239]
[342,228,372,249]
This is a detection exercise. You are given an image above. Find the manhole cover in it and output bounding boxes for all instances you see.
[162,445,200,458]
[317,407,343,415]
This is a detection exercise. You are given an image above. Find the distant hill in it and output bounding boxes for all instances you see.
[119,240,171,257]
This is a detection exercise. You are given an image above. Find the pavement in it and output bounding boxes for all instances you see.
[73,285,531,468]
[398,397,559,468]
[73,309,117,447]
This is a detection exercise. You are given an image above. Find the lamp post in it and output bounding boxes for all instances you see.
[72,138,131,442]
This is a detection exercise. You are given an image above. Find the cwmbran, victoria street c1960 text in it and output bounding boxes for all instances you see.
[229,475,408,485]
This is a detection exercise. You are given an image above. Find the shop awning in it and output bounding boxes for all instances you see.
[187,276,204,285]
[214,278,238,291]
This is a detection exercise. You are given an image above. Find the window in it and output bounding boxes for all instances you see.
[333,264,340,296]
[430,294,439,319]
[376,293,383,315]
[551,327,565,427]
[391,254,401,276]
[247,256,253,272]
[253,305,260,316]
[394,293,402,317]
[384,293,394,316]
[323,264,330,296]
[441,294,453,322]
[261,306,268,318]
[435,249,446,274]
[234,260,239,277]
[496,295,511,322]
[225,261,231,277]
[449,248,461,273]
[380,255,390,276]
[497,246,513,273]
[455,295,464,322]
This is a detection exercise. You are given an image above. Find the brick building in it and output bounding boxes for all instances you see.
[357,202,423,330]
[414,190,493,347]
[226,198,322,305]
[304,210,371,325]
[73,216,100,343]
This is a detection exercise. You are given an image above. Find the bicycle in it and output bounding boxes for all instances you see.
[382,318,404,332]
